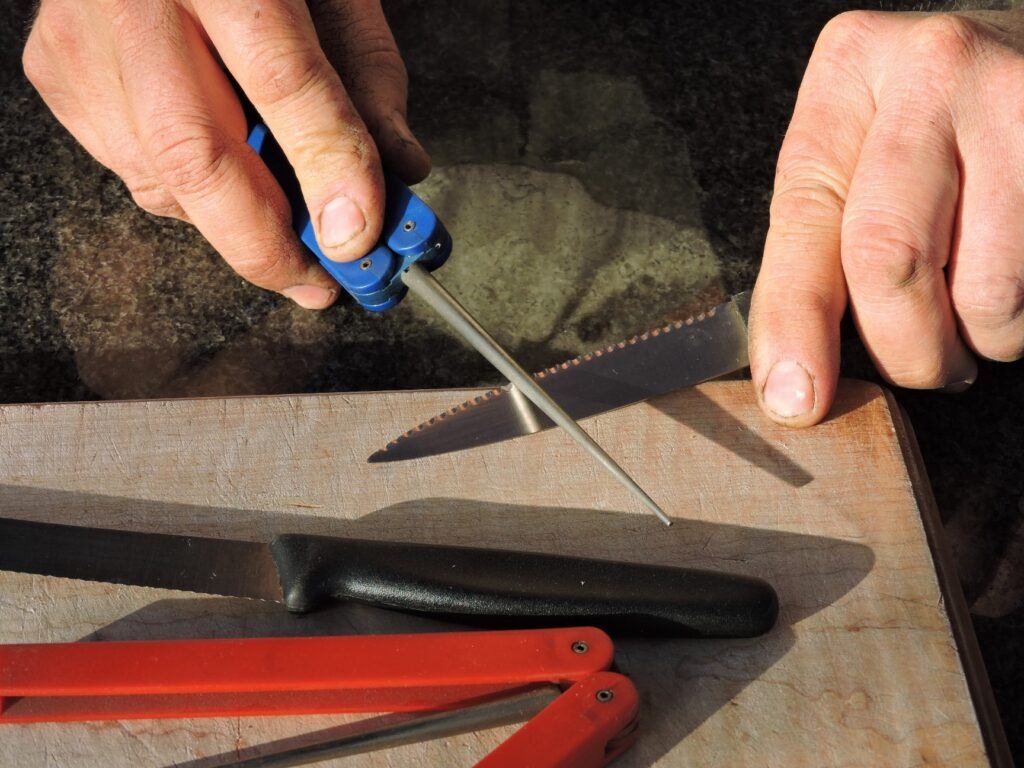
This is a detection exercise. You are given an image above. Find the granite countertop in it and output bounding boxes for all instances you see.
[1,0,1023,758]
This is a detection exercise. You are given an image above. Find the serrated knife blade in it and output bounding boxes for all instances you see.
[369,290,752,463]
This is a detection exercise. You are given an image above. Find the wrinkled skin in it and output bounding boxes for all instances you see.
[22,0,430,310]
[23,5,1024,424]
[750,10,1024,425]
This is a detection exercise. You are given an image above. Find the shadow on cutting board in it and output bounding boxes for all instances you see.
[648,387,814,488]
[1,485,873,768]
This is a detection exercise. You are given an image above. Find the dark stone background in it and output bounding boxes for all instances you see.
[1,0,1022,759]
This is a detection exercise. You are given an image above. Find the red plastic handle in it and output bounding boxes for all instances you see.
[0,627,614,723]
[476,672,640,768]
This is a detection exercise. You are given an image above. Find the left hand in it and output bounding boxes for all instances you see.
[749,10,1024,425]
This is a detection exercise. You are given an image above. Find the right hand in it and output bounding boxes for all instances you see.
[23,0,431,309]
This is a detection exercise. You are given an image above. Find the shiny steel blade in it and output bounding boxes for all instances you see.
[369,290,751,463]
[0,517,284,601]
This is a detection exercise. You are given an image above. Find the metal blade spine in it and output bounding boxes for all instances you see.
[380,299,730,452]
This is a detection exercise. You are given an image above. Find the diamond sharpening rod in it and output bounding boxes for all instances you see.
[247,121,669,525]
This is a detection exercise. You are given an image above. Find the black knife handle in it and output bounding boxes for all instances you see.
[268,535,778,638]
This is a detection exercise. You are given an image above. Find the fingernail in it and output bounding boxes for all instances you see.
[939,358,978,394]
[763,360,815,418]
[386,113,431,182]
[939,375,976,394]
[282,285,338,310]
[319,194,366,249]
[392,111,421,147]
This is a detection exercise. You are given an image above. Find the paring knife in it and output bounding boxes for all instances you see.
[0,517,777,638]
[370,290,752,463]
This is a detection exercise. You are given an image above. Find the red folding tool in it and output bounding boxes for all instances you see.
[0,626,639,767]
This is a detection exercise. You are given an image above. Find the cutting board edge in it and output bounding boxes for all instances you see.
[885,389,1010,768]
[0,377,887,411]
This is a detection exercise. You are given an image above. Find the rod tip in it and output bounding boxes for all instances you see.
[651,507,672,526]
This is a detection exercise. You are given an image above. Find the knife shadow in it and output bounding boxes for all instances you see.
[1,486,873,768]
[647,385,814,488]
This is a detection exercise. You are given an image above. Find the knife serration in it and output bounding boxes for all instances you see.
[0,517,284,602]
[369,290,751,463]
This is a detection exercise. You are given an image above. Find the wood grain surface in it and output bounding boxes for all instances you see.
[0,380,998,767]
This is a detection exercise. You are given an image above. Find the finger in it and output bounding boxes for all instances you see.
[23,7,133,186]
[113,1,339,308]
[196,0,385,262]
[840,89,976,391]
[23,20,111,167]
[310,0,431,182]
[34,5,186,220]
[750,13,876,427]
[948,90,1024,361]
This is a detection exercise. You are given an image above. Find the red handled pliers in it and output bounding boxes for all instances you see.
[0,626,639,767]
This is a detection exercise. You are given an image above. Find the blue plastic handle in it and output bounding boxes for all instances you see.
[246,123,451,311]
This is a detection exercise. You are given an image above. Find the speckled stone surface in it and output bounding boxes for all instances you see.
[2,0,1024,758]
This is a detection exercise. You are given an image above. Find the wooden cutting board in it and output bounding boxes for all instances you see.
[0,380,1007,767]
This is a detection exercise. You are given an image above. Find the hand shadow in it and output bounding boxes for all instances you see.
[1,487,874,767]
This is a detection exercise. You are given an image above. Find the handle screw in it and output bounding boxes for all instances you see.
[571,641,589,654]
[596,689,614,703]
[360,258,372,270]
[403,220,416,232]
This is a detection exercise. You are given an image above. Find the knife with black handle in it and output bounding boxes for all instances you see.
[0,517,778,638]
[272,534,778,637]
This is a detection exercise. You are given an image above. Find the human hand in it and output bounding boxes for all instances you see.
[749,10,1024,425]
[23,0,430,309]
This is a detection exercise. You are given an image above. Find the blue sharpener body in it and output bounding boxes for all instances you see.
[246,123,451,311]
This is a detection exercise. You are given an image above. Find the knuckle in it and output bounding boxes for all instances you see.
[313,3,400,63]
[883,359,950,390]
[953,272,1024,333]
[249,44,329,108]
[769,177,846,232]
[93,0,132,20]
[757,282,836,327]
[842,220,931,291]
[776,115,852,177]
[21,37,51,89]
[31,2,81,61]
[126,178,180,218]
[146,123,229,197]
[229,246,289,287]
[291,124,374,179]
[346,46,407,95]
[816,10,880,55]
[906,14,983,68]
[338,19,404,71]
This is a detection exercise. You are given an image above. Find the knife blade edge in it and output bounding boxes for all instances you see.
[369,290,751,463]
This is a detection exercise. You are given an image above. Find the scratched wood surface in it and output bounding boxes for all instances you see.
[0,380,1002,767]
